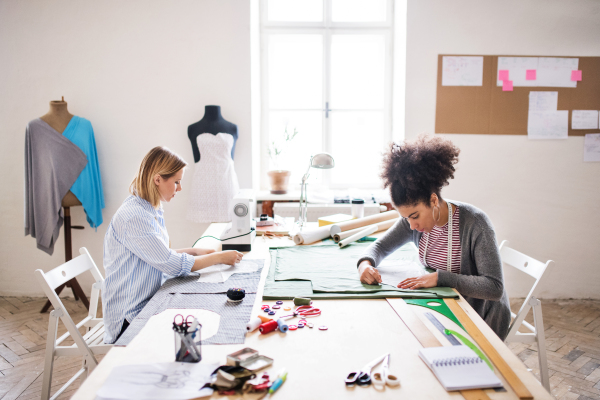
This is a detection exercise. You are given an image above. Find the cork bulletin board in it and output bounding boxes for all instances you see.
[435,55,600,136]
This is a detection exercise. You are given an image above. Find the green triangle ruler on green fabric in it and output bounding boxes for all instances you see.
[404,298,464,330]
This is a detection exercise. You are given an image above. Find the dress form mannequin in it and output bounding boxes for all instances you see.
[188,105,238,162]
[39,97,89,312]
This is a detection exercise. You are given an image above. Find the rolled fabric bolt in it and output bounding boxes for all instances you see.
[292,225,331,245]
[333,219,398,243]
[293,297,312,306]
[339,225,378,248]
[329,210,399,236]
[258,315,272,323]
[259,320,279,334]
[277,318,289,333]
[246,317,262,332]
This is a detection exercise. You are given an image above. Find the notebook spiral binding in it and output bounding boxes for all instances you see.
[433,356,483,367]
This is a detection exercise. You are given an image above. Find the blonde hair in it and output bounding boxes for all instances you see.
[130,146,187,208]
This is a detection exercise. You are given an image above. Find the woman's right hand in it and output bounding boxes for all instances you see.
[219,250,244,266]
[358,260,382,285]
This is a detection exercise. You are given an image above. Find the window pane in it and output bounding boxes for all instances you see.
[268,0,323,22]
[268,111,323,187]
[268,35,323,109]
[330,34,385,110]
[330,111,385,186]
[332,0,387,22]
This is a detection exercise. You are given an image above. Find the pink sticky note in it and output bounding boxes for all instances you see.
[498,70,509,80]
[571,70,582,81]
[526,69,537,80]
[502,80,513,91]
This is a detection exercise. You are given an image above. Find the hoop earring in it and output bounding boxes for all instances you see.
[432,206,441,223]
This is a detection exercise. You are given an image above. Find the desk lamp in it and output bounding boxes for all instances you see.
[298,153,335,229]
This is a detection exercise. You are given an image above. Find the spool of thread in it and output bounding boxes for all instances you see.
[277,318,289,333]
[246,317,262,332]
[293,297,312,306]
[258,315,272,323]
[259,320,279,334]
[227,288,246,302]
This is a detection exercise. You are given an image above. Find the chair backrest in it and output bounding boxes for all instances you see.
[35,247,104,323]
[499,240,553,310]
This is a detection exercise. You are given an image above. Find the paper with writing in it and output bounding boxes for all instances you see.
[442,56,484,86]
[584,134,600,162]
[572,110,599,130]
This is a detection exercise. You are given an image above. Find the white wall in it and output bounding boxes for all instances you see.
[0,0,252,296]
[405,0,600,298]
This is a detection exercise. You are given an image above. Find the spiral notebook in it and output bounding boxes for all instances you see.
[419,346,503,391]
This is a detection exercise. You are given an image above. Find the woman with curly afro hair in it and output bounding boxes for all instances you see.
[357,134,510,339]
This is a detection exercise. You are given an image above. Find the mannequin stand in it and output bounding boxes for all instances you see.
[40,197,90,313]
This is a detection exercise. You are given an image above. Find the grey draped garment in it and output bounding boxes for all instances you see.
[24,118,88,255]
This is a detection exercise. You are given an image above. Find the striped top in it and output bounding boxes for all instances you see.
[418,205,461,274]
[102,195,194,344]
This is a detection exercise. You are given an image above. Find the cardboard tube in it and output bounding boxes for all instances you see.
[329,210,399,236]
[293,225,331,245]
[339,225,378,248]
[333,218,399,243]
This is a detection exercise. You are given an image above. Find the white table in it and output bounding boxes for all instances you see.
[72,224,552,400]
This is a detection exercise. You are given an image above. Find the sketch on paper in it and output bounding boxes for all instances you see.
[584,134,600,162]
[442,56,484,86]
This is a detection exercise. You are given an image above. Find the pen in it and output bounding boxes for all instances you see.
[269,369,288,395]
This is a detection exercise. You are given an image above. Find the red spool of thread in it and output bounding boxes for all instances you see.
[259,320,278,334]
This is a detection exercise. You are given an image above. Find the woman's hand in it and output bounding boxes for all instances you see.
[398,272,438,290]
[219,250,244,266]
[358,260,382,285]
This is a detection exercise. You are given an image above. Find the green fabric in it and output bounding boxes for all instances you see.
[404,299,464,330]
[263,243,458,300]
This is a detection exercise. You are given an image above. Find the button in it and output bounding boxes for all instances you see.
[268,310,276,315]
[307,323,314,328]
[298,323,305,328]
[298,319,307,325]
[288,325,297,330]
[319,326,328,331]
[276,301,283,305]
[263,308,270,313]
[272,305,280,309]
[261,305,269,310]
[284,307,291,311]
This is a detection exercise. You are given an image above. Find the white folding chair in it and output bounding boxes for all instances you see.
[35,247,112,400]
[499,240,553,392]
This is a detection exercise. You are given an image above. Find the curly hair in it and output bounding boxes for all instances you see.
[381,134,460,207]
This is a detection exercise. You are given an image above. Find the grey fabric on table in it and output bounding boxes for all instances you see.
[24,118,88,255]
[114,259,264,346]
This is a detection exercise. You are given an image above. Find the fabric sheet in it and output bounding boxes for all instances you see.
[115,259,264,346]
[263,243,457,299]
[24,118,88,255]
[62,116,105,228]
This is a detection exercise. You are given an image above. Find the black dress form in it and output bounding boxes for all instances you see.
[188,105,238,162]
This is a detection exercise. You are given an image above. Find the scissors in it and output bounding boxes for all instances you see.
[172,314,195,333]
[279,305,321,320]
[371,354,400,387]
[345,353,388,386]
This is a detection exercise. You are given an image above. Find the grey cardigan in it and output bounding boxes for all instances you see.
[358,201,511,340]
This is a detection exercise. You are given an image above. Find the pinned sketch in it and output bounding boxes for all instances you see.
[572,110,599,130]
[584,134,600,162]
[197,261,258,283]
[442,56,484,86]
[96,362,217,400]
[377,259,428,287]
[537,57,579,88]
[497,57,538,87]
[529,91,558,112]
[528,111,568,140]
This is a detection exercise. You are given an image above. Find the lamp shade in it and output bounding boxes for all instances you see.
[310,153,335,169]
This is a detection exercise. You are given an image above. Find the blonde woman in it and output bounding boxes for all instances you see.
[102,146,243,343]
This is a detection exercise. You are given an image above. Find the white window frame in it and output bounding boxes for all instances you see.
[259,0,395,190]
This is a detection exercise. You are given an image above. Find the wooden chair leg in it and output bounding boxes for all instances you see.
[531,296,550,392]
[42,309,61,400]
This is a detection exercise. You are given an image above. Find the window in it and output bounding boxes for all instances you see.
[260,0,395,190]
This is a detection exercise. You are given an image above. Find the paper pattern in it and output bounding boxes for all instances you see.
[529,92,558,112]
[96,362,216,400]
[442,56,484,86]
[377,259,428,287]
[197,261,258,283]
[528,110,568,140]
[496,57,578,87]
[572,110,599,130]
[584,134,600,162]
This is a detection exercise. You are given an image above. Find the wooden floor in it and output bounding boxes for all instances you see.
[0,297,599,400]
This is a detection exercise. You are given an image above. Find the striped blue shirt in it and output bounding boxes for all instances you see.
[102,195,194,343]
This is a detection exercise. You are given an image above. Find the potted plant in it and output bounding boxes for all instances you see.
[267,125,298,194]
